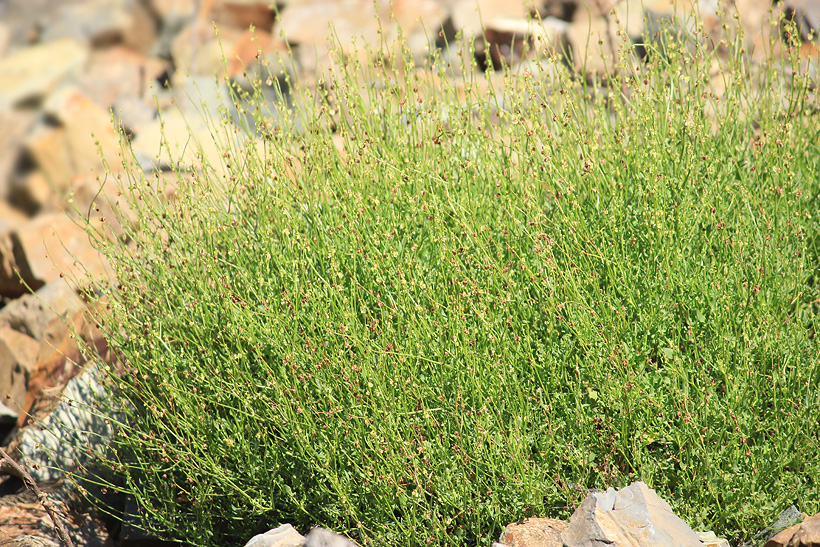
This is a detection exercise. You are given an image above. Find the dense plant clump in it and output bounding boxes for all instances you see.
[82,16,820,547]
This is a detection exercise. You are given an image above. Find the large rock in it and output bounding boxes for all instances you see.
[12,87,123,213]
[0,213,111,298]
[0,38,89,107]
[0,278,85,341]
[567,0,644,75]
[171,21,288,81]
[75,46,168,111]
[5,363,114,484]
[0,107,37,199]
[245,524,306,547]
[304,527,359,547]
[130,104,229,174]
[38,0,157,53]
[766,512,820,547]
[0,202,28,234]
[0,327,40,415]
[450,0,532,38]
[19,308,105,430]
[41,86,122,175]
[561,481,704,547]
[499,517,568,547]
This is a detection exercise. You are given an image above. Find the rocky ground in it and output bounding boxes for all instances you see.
[1,0,819,545]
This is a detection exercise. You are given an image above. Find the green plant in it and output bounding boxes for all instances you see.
[79,13,820,547]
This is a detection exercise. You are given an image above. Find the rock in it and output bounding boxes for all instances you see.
[8,170,55,216]
[561,481,704,547]
[171,20,288,81]
[12,87,122,213]
[0,107,38,199]
[65,174,139,241]
[476,17,569,70]
[751,506,806,546]
[0,22,10,58]
[697,530,730,547]
[499,517,568,547]
[0,327,40,415]
[5,363,114,484]
[148,0,199,23]
[111,95,158,135]
[278,0,386,73]
[304,527,359,547]
[450,0,531,38]
[0,202,28,234]
[0,278,85,342]
[567,0,643,75]
[41,86,122,175]
[39,0,158,53]
[211,1,278,31]
[0,38,89,108]
[130,104,228,174]
[244,524,306,547]
[733,0,778,60]
[75,46,168,111]
[170,21,243,77]
[766,512,820,547]
[0,213,111,298]
[19,307,105,430]
[13,126,72,213]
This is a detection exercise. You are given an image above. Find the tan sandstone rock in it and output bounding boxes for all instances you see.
[0,326,40,413]
[0,38,89,107]
[500,517,568,547]
[0,213,111,298]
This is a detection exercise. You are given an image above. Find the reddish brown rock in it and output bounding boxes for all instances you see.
[766,512,820,547]
[18,126,73,205]
[0,326,39,414]
[500,517,568,547]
